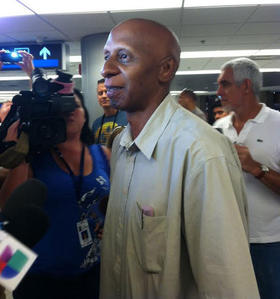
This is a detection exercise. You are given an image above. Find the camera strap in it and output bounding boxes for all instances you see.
[97,110,119,144]
[54,145,85,202]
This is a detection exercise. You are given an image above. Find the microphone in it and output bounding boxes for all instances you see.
[0,179,49,291]
[0,179,49,248]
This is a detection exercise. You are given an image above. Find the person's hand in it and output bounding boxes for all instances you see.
[235,144,259,175]
[3,120,20,143]
[0,101,12,123]
[16,51,34,78]
[94,222,104,240]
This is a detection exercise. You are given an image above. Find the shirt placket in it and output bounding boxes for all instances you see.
[115,146,137,298]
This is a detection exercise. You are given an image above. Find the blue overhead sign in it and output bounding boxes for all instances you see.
[0,43,62,70]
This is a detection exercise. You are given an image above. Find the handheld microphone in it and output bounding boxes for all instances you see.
[0,178,49,247]
[0,179,49,291]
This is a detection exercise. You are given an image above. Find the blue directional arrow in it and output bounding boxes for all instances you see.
[39,47,51,60]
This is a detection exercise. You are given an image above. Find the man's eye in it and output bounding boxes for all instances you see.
[119,53,129,62]
[104,54,109,61]
[223,82,231,87]
[120,53,127,59]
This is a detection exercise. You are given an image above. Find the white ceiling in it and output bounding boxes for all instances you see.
[0,2,280,93]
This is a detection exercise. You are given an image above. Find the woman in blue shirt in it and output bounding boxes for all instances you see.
[1,89,110,299]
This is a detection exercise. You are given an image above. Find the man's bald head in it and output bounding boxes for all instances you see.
[111,18,181,72]
[101,18,181,114]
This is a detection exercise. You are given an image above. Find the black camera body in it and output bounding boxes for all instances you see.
[1,51,23,63]
[0,68,77,153]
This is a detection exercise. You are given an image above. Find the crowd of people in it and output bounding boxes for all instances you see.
[0,17,279,299]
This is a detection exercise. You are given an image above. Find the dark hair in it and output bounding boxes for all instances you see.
[97,78,105,84]
[179,88,197,101]
[73,88,94,145]
[212,98,223,109]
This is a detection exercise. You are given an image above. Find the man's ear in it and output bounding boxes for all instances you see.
[158,56,177,83]
[242,78,253,94]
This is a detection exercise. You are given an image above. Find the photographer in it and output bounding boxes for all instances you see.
[0,50,34,189]
[0,76,110,298]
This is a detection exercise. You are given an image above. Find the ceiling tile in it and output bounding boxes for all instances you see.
[42,13,114,40]
[221,43,273,50]
[180,36,230,47]
[181,45,228,51]
[0,34,19,43]
[0,15,53,33]
[111,9,181,26]
[182,6,256,24]
[181,23,241,37]
[248,5,280,22]
[6,30,66,42]
[226,34,280,44]
[238,22,280,35]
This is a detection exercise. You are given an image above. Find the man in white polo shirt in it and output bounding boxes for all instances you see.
[214,57,280,299]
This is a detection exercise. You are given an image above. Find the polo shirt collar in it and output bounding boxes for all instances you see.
[250,103,268,124]
[224,103,268,128]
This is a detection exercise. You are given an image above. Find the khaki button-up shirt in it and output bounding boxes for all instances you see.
[100,95,259,299]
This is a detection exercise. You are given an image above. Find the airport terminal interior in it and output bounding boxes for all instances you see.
[0,1,280,298]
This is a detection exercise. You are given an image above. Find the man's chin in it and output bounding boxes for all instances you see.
[110,99,122,110]
[101,103,111,108]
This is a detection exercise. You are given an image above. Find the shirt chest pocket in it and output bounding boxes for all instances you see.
[133,202,167,273]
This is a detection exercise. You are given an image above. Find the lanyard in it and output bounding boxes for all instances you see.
[97,110,119,144]
[54,145,85,203]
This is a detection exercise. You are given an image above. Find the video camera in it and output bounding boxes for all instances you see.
[0,68,77,155]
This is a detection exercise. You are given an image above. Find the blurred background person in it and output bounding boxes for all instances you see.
[0,88,110,299]
[178,88,207,121]
[92,78,127,145]
[212,98,229,121]
[0,50,34,189]
[215,57,280,299]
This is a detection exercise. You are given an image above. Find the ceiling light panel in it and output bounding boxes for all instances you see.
[0,0,33,17]
[20,0,182,14]
[181,49,280,58]
[176,68,280,75]
[184,0,280,7]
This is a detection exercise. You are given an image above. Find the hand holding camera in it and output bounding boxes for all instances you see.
[16,51,34,78]
[0,50,22,64]
[0,50,34,77]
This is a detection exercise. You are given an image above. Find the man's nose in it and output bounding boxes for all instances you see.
[101,57,119,78]
[216,86,223,97]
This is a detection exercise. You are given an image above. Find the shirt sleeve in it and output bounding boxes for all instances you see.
[183,156,260,298]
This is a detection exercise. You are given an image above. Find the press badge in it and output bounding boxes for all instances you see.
[76,219,93,248]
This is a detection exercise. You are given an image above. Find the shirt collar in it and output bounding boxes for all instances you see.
[119,94,177,159]
[223,103,268,128]
[249,103,268,123]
